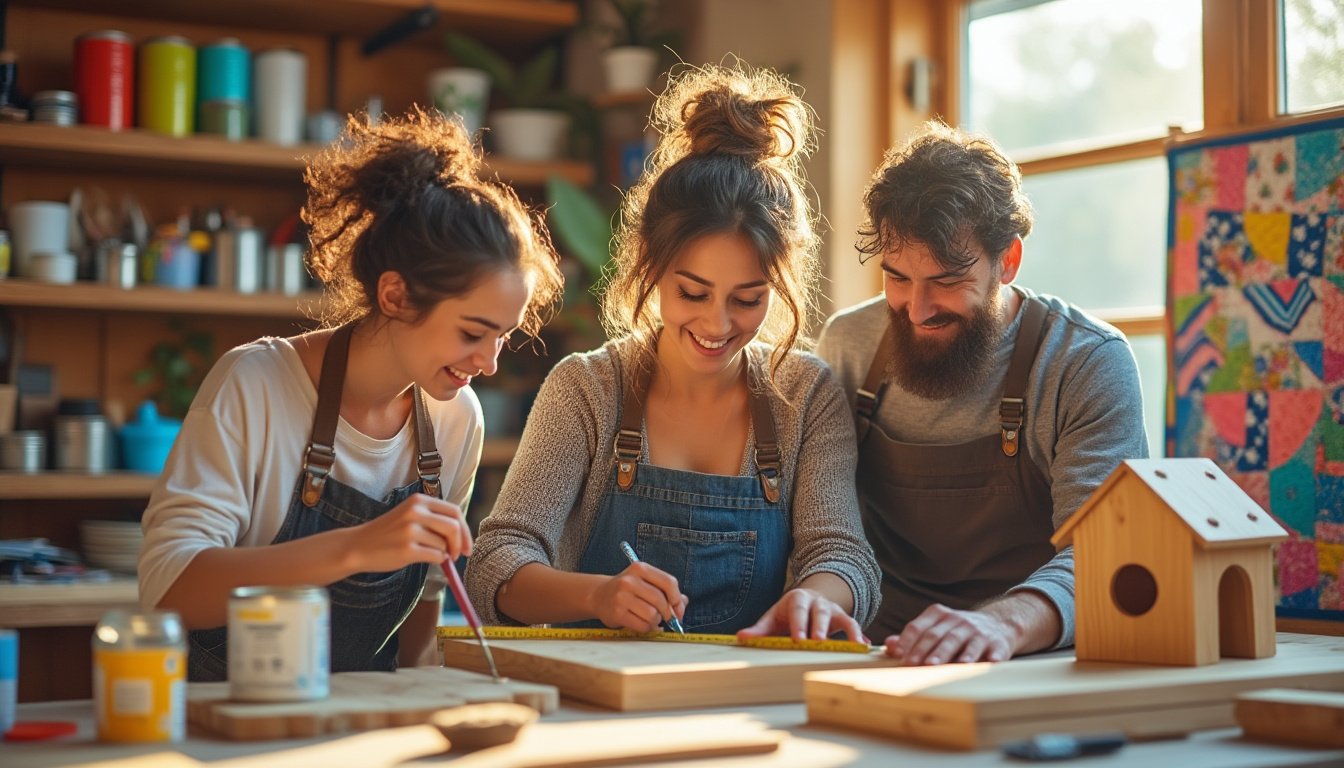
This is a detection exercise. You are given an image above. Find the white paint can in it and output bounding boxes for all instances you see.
[227,585,329,702]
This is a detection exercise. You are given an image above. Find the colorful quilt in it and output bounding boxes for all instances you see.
[1167,116,1344,623]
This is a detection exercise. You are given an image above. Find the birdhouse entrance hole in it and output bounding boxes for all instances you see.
[1218,565,1255,658]
[1111,563,1157,616]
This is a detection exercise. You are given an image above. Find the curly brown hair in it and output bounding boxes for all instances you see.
[857,120,1033,271]
[303,107,562,336]
[600,63,820,379]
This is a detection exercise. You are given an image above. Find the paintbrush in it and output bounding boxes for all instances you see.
[441,558,503,683]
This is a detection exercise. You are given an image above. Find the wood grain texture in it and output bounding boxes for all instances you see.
[187,667,557,740]
[1235,688,1344,748]
[439,637,900,710]
[804,633,1344,751]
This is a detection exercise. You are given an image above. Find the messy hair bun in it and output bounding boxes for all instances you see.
[304,107,561,336]
[603,64,820,379]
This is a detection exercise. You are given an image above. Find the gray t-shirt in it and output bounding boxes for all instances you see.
[466,336,882,627]
[816,285,1149,647]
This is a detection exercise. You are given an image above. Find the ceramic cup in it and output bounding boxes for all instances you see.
[428,67,490,136]
[7,201,70,278]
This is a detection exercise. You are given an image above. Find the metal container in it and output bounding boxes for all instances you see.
[212,227,264,293]
[253,48,306,146]
[267,242,306,296]
[96,240,138,289]
[197,38,250,105]
[0,430,45,472]
[31,90,78,126]
[74,30,134,130]
[53,414,114,472]
[0,230,10,279]
[137,36,195,136]
[228,585,329,702]
[199,99,248,141]
[93,610,185,743]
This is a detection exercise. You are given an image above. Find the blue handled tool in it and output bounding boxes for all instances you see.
[619,540,686,635]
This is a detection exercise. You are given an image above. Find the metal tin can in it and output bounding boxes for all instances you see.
[228,586,329,702]
[253,48,306,146]
[137,36,195,136]
[31,90,78,126]
[74,30,134,130]
[92,610,186,743]
[197,38,250,105]
[0,230,10,279]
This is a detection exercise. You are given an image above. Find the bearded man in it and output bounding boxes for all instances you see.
[816,122,1148,665]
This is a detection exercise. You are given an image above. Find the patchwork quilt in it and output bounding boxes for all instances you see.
[1167,116,1344,622]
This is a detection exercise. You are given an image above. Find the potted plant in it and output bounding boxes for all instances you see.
[133,320,214,420]
[443,34,586,162]
[544,174,617,354]
[596,0,676,93]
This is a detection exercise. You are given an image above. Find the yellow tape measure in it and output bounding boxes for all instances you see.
[436,625,873,654]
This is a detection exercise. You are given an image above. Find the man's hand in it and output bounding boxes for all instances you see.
[884,591,1061,665]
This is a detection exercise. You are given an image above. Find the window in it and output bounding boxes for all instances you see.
[1282,0,1344,114]
[965,0,1202,458]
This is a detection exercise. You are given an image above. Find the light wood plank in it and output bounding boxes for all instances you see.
[0,279,321,318]
[0,471,157,499]
[1235,688,1344,748]
[805,633,1344,751]
[440,637,900,711]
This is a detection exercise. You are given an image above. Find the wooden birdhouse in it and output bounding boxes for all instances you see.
[1052,458,1289,667]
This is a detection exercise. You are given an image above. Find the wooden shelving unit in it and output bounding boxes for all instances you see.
[0,577,140,628]
[0,279,323,318]
[0,438,520,500]
[0,123,594,187]
[10,0,578,46]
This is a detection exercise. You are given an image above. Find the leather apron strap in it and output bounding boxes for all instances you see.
[998,297,1048,457]
[301,321,444,506]
[613,348,782,502]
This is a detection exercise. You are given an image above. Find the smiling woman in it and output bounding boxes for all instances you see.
[137,108,563,683]
[466,63,881,646]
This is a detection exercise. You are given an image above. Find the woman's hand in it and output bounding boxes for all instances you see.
[737,588,867,643]
[589,561,688,633]
[347,492,472,573]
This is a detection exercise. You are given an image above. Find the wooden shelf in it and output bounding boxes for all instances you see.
[10,0,578,47]
[0,577,139,627]
[0,123,594,187]
[0,279,323,318]
[0,439,517,500]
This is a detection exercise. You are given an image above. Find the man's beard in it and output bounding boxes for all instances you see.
[884,292,1002,400]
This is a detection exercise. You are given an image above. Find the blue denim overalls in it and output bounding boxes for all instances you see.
[187,322,442,681]
[573,351,791,634]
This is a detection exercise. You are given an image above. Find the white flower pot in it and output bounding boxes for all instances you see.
[428,67,490,136]
[489,109,569,161]
[602,46,659,93]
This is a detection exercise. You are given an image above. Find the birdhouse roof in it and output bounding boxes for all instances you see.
[1052,458,1289,548]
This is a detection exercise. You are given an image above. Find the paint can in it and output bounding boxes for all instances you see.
[92,610,186,743]
[228,585,329,702]
[74,30,134,130]
[0,628,15,736]
[197,38,250,104]
[137,36,195,136]
[254,49,306,146]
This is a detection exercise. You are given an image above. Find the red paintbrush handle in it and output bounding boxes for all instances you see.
[442,559,482,630]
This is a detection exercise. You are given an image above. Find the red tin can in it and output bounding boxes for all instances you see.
[75,30,134,130]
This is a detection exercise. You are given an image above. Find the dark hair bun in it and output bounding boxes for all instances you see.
[652,65,813,168]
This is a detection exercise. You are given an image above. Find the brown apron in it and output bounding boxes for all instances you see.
[854,297,1056,640]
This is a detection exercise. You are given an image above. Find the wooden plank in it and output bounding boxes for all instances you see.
[0,280,320,318]
[804,633,1344,750]
[1235,689,1344,748]
[0,578,139,628]
[187,667,557,741]
[449,714,785,767]
[440,637,900,711]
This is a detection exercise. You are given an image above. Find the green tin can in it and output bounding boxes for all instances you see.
[138,36,195,136]
[200,99,248,140]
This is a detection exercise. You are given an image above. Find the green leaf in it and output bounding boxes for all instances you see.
[545,175,614,276]
[514,46,559,108]
[443,33,516,99]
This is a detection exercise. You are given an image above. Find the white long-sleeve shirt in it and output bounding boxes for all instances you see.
[138,337,482,611]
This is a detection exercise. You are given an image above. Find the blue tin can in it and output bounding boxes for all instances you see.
[197,38,250,104]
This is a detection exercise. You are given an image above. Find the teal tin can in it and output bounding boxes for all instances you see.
[197,38,249,125]
[200,99,248,140]
[138,36,195,136]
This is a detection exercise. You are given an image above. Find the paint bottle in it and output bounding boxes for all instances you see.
[92,610,185,743]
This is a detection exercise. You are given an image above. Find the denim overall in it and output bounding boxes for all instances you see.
[188,322,442,681]
[853,297,1056,640]
[573,352,791,634]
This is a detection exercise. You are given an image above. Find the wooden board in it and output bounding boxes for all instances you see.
[804,633,1344,750]
[1235,688,1344,748]
[439,637,900,710]
[187,666,558,741]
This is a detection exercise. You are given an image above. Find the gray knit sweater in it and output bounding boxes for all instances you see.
[465,337,881,627]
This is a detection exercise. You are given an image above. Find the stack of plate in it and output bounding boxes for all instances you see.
[80,519,143,574]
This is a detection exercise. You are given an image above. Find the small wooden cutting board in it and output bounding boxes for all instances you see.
[187,666,557,740]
